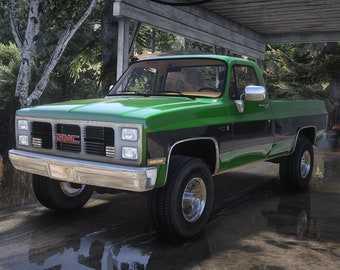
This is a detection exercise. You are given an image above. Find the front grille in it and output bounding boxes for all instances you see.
[56,124,81,152]
[30,121,115,158]
[85,126,115,156]
[31,122,52,149]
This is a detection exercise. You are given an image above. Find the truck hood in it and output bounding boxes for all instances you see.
[17,96,225,129]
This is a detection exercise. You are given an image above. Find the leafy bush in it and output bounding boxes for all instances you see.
[0,43,20,108]
[0,42,20,66]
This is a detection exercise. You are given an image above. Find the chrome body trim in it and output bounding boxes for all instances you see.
[9,149,157,192]
[292,126,318,152]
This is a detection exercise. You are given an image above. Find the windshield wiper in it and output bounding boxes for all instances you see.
[161,91,195,99]
[108,90,195,100]
[112,91,151,97]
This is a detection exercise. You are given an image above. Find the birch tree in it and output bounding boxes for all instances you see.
[9,0,98,108]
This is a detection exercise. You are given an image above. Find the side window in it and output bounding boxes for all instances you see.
[229,65,259,99]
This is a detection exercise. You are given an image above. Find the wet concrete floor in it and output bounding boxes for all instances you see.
[1,149,340,270]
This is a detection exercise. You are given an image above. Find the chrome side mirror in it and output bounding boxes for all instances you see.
[234,86,266,113]
[244,85,266,101]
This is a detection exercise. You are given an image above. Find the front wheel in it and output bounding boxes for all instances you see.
[32,175,94,211]
[279,137,314,189]
[149,156,214,240]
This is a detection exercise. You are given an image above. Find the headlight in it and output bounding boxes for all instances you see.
[19,135,29,146]
[122,147,138,160]
[122,128,138,141]
[18,120,29,130]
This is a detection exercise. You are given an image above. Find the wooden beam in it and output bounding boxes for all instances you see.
[113,0,266,60]
[202,0,340,43]
[265,32,340,44]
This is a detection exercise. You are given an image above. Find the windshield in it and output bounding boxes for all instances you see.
[108,58,227,98]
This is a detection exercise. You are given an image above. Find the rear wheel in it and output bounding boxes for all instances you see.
[149,156,214,240]
[279,137,314,189]
[32,175,94,211]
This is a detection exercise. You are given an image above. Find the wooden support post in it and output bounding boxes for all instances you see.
[117,17,130,80]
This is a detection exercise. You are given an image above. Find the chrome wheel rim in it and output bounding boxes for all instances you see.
[182,177,207,222]
[300,150,312,179]
[60,182,86,197]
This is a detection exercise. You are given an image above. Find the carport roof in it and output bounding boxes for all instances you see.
[114,0,340,72]
[201,0,340,43]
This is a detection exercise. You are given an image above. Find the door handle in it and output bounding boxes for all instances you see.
[259,104,270,109]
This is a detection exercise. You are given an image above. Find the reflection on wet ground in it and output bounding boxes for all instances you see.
[1,150,340,269]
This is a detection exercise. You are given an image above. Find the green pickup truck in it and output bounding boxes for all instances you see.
[9,55,327,240]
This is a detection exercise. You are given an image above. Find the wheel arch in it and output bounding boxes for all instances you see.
[296,126,317,145]
[168,137,219,175]
[269,126,317,164]
[288,126,317,155]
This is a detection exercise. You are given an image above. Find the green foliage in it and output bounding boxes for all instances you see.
[0,42,20,66]
[297,88,314,99]
[0,64,18,108]
[0,43,20,107]
[0,0,29,45]
[41,0,99,29]
[69,42,102,83]
[69,55,100,86]
[134,25,152,54]
[133,25,177,54]
[263,43,339,101]
[186,40,213,52]
[155,30,177,52]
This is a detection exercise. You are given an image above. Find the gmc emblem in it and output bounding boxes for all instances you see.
[55,133,80,144]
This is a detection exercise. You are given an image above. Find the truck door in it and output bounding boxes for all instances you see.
[228,63,273,166]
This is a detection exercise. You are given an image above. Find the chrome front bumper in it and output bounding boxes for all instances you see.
[9,149,157,192]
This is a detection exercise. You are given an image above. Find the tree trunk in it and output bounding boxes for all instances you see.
[28,0,98,106]
[10,0,98,108]
[12,0,41,108]
[101,0,119,93]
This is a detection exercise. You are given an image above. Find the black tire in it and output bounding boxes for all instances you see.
[149,156,214,240]
[279,137,314,189]
[32,175,94,211]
